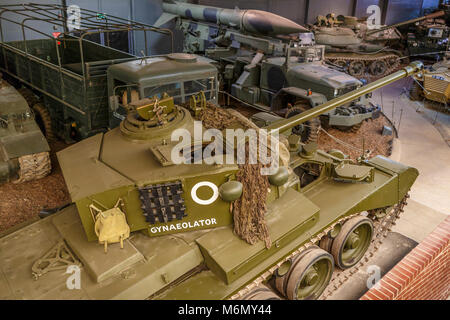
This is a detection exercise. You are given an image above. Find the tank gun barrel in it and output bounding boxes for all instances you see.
[160,0,308,35]
[366,10,445,36]
[265,61,424,133]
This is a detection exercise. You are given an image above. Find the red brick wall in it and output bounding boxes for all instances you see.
[361,216,450,300]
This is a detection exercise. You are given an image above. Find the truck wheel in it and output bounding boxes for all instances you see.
[18,87,38,107]
[331,216,373,269]
[32,103,54,141]
[335,122,362,133]
[285,105,320,144]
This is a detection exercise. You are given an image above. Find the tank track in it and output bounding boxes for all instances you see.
[14,151,51,183]
[229,193,409,300]
[326,53,402,81]
[320,194,408,299]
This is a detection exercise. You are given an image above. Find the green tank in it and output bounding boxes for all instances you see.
[0,74,50,184]
[0,61,423,300]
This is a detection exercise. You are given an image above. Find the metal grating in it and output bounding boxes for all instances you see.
[138,181,186,224]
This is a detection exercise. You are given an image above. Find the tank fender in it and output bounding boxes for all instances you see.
[367,155,419,200]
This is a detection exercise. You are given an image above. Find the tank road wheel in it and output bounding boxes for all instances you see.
[348,61,365,77]
[387,57,400,72]
[32,103,54,141]
[369,60,388,77]
[285,105,321,144]
[243,286,281,300]
[319,223,342,252]
[332,59,348,72]
[284,247,334,300]
[331,216,373,269]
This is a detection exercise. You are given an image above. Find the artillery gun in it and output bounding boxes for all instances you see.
[311,11,445,79]
[0,61,423,300]
[155,1,382,141]
[0,74,50,185]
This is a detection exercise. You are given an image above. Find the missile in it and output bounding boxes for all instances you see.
[155,1,309,36]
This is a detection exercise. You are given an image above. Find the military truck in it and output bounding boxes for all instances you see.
[0,74,50,184]
[0,3,175,143]
[155,1,381,142]
[0,61,423,300]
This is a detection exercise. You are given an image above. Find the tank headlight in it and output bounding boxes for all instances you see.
[334,89,339,96]
[219,181,243,202]
[268,167,289,186]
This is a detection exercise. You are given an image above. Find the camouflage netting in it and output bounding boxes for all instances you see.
[198,103,289,248]
[14,152,51,184]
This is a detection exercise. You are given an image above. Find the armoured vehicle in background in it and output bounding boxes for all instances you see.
[0,61,423,300]
[0,74,51,184]
[311,11,445,79]
[155,1,381,142]
[0,3,174,143]
[411,59,450,110]
[402,11,448,59]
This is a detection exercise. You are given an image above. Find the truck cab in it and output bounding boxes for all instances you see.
[228,45,362,110]
[107,53,219,128]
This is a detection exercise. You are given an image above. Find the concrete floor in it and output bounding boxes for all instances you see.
[326,232,417,300]
[372,78,449,241]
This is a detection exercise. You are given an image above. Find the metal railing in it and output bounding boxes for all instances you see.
[0,3,174,119]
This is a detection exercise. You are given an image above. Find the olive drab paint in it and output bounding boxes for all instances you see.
[0,79,50,184]
[0,61,423,300]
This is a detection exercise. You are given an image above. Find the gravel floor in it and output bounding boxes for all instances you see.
[0,114,392,233]
[317,116,393,160]
[0,140,71,232]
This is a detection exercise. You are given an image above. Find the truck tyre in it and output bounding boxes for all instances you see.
[18,87,38,107]
[285,105,321,144]
[32,103,54,141]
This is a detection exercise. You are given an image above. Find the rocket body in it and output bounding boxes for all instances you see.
[161,1,308,36]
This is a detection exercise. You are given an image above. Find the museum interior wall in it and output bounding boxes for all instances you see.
[0,0,442,56]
